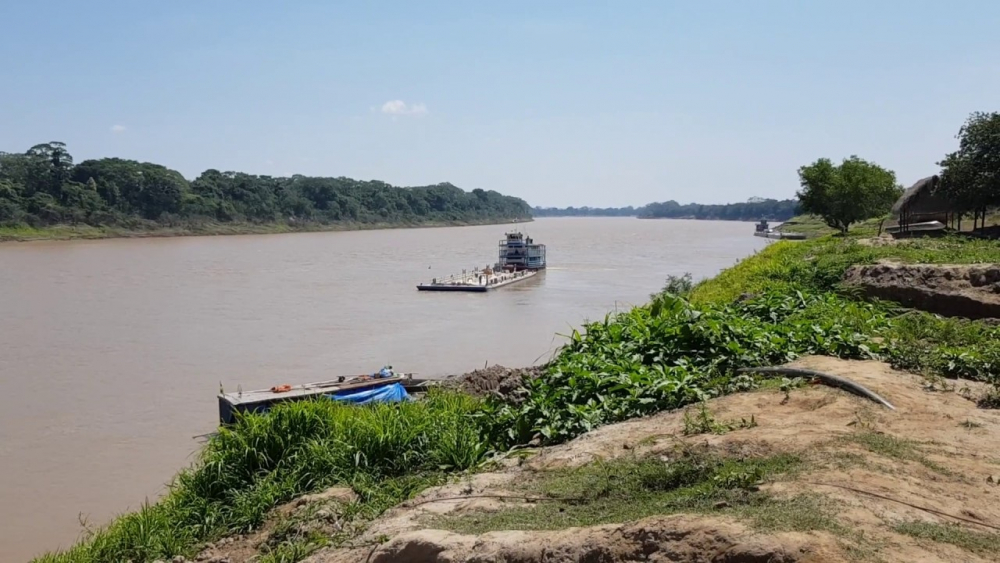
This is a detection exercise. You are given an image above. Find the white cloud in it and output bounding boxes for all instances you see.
[110,124,127,133]
[380,100,428,117]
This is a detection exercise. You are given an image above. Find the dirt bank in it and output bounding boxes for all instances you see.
[311,357,1000,563]
[180,357,1000,563]
[844,261,1000,319]
[448,364,545,402]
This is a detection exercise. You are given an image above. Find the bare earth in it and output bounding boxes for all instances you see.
[844,260,1000,319]
[192,357,1000,562]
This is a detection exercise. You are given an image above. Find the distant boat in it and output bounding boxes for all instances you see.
[753,219,805,240]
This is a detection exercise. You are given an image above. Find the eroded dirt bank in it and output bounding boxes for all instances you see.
[844,260,1000,319]
[184,357,1000,563]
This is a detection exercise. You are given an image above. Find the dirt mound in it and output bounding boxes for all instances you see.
[844,261,1000,319]
[315,516,837,563]
[450,364,544,401]
[302,357,1000,563]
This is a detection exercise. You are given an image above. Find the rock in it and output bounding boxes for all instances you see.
[297,486,358,507]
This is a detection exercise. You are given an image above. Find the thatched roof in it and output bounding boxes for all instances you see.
[891,175,946,216]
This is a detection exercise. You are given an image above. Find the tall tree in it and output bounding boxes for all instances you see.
[797,156,901,234]
[938,111,1000,229]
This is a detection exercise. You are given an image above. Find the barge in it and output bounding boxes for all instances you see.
[417,231,546,292]
[217,368,436,424]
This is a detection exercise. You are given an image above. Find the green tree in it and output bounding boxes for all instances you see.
[797,156,901,234]
[938,111,1000,229]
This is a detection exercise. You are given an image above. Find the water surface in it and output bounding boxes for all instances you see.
[0,217,767,560]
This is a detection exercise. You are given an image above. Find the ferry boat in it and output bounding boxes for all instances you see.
[417,231,546,292]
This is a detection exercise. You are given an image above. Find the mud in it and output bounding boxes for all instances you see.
[449,364,546,402]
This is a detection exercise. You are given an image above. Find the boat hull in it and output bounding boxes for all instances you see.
[417,269,538,292]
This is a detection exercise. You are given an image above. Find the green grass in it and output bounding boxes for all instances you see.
[428,452,814,534]
[681,402,757,436]
[843,432,953,477]
[894,521,1000,557]
[33,390,489,563]
[691,234,1000,305]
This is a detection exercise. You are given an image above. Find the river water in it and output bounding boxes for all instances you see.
[0,218,766,561]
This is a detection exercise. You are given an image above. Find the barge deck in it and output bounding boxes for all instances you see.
[218,374,436,424]
[417,268,538,292]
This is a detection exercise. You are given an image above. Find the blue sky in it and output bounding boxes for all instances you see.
[2,1,998,207]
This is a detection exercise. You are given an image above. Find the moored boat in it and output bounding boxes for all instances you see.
[217,367,438,424]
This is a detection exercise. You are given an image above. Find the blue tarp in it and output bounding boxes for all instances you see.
[328,382,410,405]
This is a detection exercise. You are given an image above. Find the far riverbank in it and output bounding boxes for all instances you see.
[0,217,532,243]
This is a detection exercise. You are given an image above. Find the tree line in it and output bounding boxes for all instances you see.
[533,206,637,217]
[534,198,799,221]
[797,110,1000,234]
[0,142,532,230]
[637,198,799,221]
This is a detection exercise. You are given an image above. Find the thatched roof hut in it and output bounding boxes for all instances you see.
[891,175,952,233]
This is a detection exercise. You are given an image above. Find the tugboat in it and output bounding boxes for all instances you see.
[417,231,546,292]
[498,231,546,271]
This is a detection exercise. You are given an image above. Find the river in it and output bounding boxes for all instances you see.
[0,217,767,561]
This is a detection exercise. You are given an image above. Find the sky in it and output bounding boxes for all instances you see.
[2,1,999,208]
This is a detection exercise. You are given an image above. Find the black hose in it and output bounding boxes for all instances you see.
[736,367,896,410]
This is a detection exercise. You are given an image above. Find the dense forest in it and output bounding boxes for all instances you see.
[533,206,636,217]
[637,197,800,221]
[0,142,532,231]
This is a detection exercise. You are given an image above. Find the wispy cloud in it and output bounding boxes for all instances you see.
[110,124,127,133]
[380,100,428,117]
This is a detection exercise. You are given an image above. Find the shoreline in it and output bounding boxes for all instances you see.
[0,217,534,244]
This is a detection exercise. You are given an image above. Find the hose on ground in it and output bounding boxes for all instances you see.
[736,367,896,410]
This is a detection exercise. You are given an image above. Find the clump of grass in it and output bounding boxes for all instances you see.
[682,402,757,436]
[894,521,1000,557]
[429,452,803,534]
[34,390,489,563]
[843,432,952,477]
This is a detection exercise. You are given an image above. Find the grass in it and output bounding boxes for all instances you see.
[33,390,489,563]
[894,521,1000,557]
[682,402,757,436]
[843,432,953,477]
[428,451,810,535]
[691,234,1000,305]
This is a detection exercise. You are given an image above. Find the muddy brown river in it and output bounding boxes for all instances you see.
[0,217,767,561]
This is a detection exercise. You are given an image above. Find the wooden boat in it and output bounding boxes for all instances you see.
[217,372,438,424]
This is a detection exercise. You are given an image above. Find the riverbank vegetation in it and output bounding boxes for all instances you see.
[0,143,531,241]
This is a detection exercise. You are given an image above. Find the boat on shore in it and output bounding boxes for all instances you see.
[217,368,437,424]
[753,219,805,240]
[417,231,546,292]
